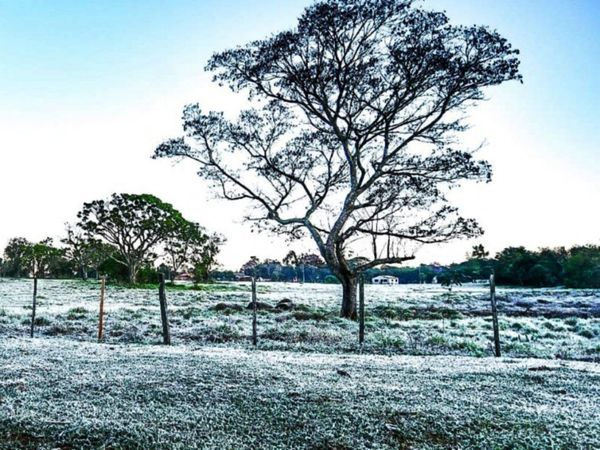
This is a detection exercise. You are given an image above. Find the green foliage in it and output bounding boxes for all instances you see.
[62,224,114,280]
[1,237,67,279]
[471,244,489,259]
[191,233,224,284]
[564,246,600,288]
[77,193,188,283]
[324,275,339,284]
[437,268,468,290]
[136,266,161,285]
[0,237,31,277]
[494,246,567,287]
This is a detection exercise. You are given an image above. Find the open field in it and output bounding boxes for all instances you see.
[0,279,599,448]
[0,337,599,449]
[0,278,599,360]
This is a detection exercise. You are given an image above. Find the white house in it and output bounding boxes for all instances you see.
[372,275,399,285]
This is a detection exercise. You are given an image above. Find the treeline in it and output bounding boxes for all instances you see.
[214,245,600,289]
[0,193,223,284]
[2,211,599,289]
[492,245,600,288]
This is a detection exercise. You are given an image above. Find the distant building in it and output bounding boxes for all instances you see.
[234,272,253,282]
[174,273,194,282]
[372,275,399,285]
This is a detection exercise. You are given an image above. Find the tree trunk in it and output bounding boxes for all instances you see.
[340,275,358,319]
[129,263,137,285]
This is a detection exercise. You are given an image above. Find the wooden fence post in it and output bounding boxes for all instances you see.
[30,276,38,338]
[158,273,171,345]
[359,276,365,347]
[251,277,258,346]
[490,273,501,357]
[98,276,106,342]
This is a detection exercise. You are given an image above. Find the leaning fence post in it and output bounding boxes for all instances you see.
[358,276,365,347]
[30,276,38,338]
[490,273,501,357]
[98,276,106,342]
[251,277,258,346]
[158,273,171,345]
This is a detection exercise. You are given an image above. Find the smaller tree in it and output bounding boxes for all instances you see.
[471,244,490,260]
[164,221,210,281]
[438,267,467,292]
[564,246,600,288]
[191,233,224,283]
[1,237,31,277]
[241,256,260,277]
[283,251,325,282]
[282,251,298,267]
[77,193,186,284]
[23,238,64,278]
[62,224,113,280]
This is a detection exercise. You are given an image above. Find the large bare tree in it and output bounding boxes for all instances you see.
[155,0,521,318]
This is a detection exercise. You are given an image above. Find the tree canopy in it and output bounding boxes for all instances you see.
[161,0,520,316]
[77,193,187,284]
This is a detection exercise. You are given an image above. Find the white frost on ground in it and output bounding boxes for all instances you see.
[0,337,598,449]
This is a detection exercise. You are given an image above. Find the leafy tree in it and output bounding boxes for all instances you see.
[23,238,64,278]
[471,244,489,259]
[283,251,325,282]
[1,237,31,277]
[241,256,261,276]
[62,224,114,280]
[164,221,210,280]
[77,193,186,284]
[494,247,537,286]
[564,246,600,288]
[191,233,224,283]
[155,0,521,318]
[437,267,467,291]
[283,251,299,267]
[528,247,566,286]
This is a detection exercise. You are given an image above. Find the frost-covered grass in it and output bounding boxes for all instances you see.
[1,279,599,448]
[0,337,598,449]
[0,278,599,360]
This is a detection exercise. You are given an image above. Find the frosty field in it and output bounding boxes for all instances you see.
[0,338,599,449]
[0,278,599,448]
[0,278,599,360]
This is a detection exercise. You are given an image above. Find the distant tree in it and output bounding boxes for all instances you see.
[564,246,600,288]
[23,238,64,278]
[283,251,298,267]
[261,259,282,280]
[494,247,537,286]
[164,221,210,280]
[528,247,566,286]
[1,237,31,277]
[282,251,325,282]
[191,233,224,283]
[437,267,467,291]
[62,224,114,280]
[155,0,521,318]
[77,193,186,284]
[471,244,489,260]
[298,253,325,267]
[211,270,237,281]
[241,256,261,277]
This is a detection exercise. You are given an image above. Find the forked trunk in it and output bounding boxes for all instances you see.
[340,275,358,319]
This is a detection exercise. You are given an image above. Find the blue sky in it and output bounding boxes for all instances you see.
[0,0,598,268]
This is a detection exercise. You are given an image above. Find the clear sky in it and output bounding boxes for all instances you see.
[1,0,599,270]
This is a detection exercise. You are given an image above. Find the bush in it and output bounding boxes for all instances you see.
[324,275,339,284]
